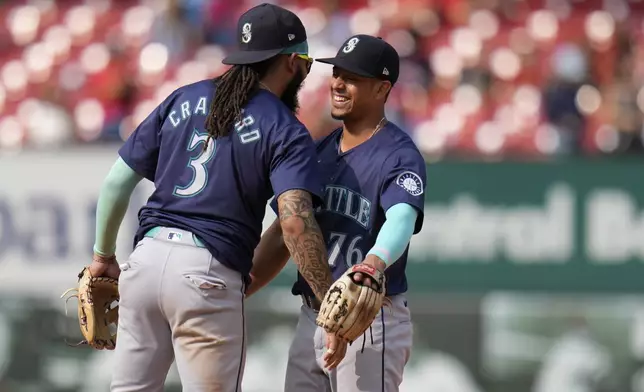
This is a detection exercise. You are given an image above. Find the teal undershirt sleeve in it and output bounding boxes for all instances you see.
[93,157,143,256]
[366,203,418,266]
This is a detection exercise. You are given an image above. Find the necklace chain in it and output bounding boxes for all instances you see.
[338,117,387,154]
[259,82,274,95]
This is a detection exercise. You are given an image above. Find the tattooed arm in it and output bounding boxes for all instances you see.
[277,189,332,302]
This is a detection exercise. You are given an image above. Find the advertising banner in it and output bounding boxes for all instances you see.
[2,150,644,294]
[407,160,644,292]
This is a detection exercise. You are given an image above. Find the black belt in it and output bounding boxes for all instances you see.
[301,294,321,312]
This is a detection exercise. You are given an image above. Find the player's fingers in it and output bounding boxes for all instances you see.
[324,340,347,369]
[323,349,334,366]
[325,355,340,369]
[352,273,377,289]
[334,345,347,368]
[323,338,335,368]
[323,347,337,368]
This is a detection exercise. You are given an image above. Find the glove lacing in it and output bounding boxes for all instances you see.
[362,325,374,353]
[354,301,392,354]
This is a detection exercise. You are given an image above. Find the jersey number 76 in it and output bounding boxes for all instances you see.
[328,232,364,267]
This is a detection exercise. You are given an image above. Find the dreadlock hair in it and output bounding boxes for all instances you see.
[205,58,276,143]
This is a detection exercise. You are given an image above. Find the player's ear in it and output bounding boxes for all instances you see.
[375,81,392,100]
[286,53,299,75]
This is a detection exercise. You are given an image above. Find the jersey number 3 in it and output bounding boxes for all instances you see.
[174,116,260,198]
[173,129,216,197]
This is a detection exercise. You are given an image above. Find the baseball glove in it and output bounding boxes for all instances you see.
[315,263,386,342]
[61,267,119,350]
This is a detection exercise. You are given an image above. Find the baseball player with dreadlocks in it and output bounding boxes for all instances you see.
[247,35,427,392]
[84,3,342,391]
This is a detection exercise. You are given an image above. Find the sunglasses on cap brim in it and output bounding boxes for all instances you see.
[295,53,313,72]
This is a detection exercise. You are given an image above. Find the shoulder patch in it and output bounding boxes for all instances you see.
[395,171,424,196]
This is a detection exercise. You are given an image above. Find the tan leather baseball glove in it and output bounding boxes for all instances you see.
[315,263,386,342]
[61,267,119,350]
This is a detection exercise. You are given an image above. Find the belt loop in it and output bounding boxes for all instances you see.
[144,226,162,239]
[192,233,206,248]
[301,294,320,313]
[383,296,394,316]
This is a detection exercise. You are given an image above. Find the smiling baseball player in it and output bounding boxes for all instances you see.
[84,4,338,391]
[248,35,427,392]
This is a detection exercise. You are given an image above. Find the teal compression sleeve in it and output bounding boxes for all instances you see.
[93,157,143,256]
[366,203,418,265]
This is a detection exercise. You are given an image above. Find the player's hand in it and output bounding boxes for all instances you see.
[351,256,386,290]
[323,332,348,370]
[245,274,258,298]
[88,254,121,280]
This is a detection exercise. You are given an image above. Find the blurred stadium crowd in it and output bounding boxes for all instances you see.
[0,0,643,158]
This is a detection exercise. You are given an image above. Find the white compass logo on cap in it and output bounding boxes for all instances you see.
[241,23,252,43]
[342,37,359,53]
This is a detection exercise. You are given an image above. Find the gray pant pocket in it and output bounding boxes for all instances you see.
[184,274,227,296]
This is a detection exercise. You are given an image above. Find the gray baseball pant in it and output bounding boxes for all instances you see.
[110,227,246,392]
[284,295,413,392]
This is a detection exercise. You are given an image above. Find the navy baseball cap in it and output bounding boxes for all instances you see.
[316,35,400,85]
[222,3,310,65]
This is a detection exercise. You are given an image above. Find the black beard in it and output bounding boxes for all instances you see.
[280,68,305,113]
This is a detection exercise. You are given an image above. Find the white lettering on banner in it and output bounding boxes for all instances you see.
[0,148,153,291]
[0,196,70,259]
[586,189,644,263]
[410,184,575,264]
[0,149,285,295]
[0,192,148,263]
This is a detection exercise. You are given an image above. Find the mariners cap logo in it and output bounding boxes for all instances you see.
[342,37,359,53]
[241,22,252,43]
[396,171,424,196]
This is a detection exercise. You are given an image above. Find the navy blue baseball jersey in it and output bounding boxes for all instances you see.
[119,80,324,280]
[272,122,426,296]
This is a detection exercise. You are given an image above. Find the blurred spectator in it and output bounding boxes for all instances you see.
[0,0,642,159]
[149,0,203,62]
[543,43,588,154]
[205,0,238,47]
